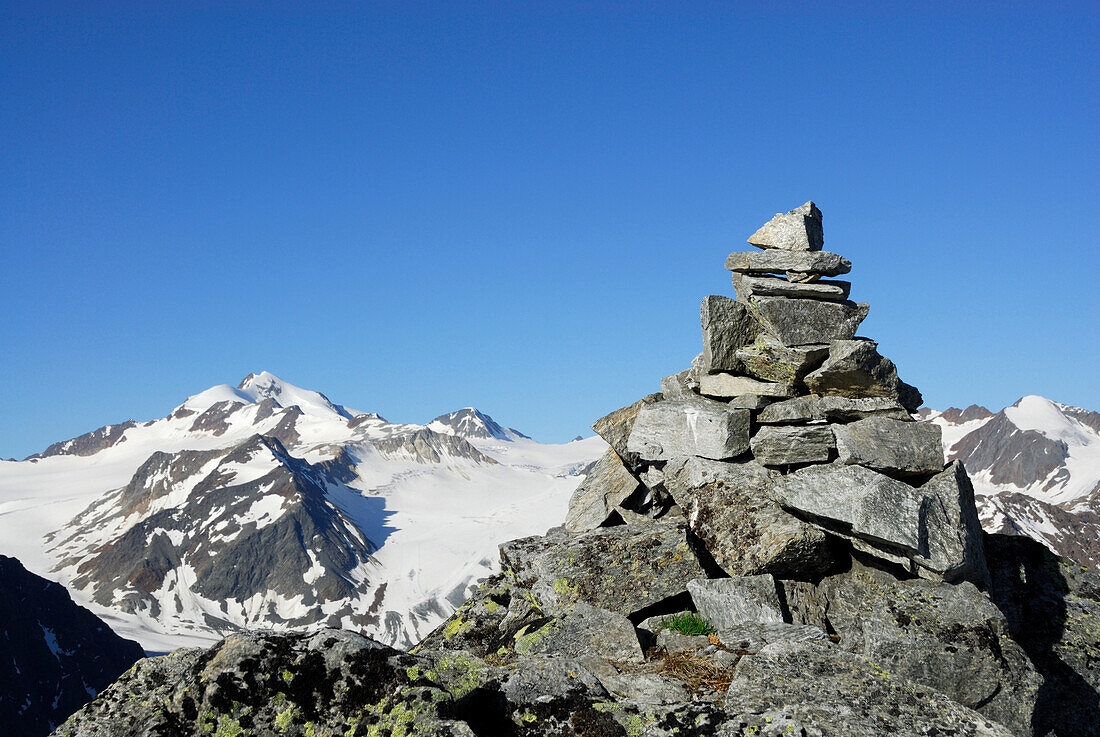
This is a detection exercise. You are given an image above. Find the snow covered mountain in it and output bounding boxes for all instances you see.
[0,372,604,652]
[920,395,1100,569]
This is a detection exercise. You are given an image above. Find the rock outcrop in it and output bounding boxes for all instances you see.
[55,203,1100,737]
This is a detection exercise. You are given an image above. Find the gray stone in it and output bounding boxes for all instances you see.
[724,641,1016,737]
[499,524,707,617]
[732,273,850,301]
[663,456,836,578]
[749,297,870,346]
[498,657,609,705]
[700,295,761,373]
[592,393,663,469]
[626,397,750,461]
[735,336,829,385]
[757,394,911,424]
[832,417,944,477]
[725,250,851,277]
[564,448,641,531]
[804,339,923,412]
[697,373,797,399]
[746,201,824,251]
[687,576,785,629]
[913,461,990,585]
[656,629,712,654]
[750,425,835,466]
[637,610,693,638]
[821,566,1042,735]
[599,673,690,706]
[639,465,665,493]
[511,601,644,664]
[727,394,774,410]
[771,463,925,554]
[716,623,831,652]
[659,370,694,399]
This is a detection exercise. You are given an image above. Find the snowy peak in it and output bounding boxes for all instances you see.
[178,371,353,421]
[1004,395,1096,446]
[427,408,529,442]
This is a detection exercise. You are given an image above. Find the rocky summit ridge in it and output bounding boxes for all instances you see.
[55,204,1100,737]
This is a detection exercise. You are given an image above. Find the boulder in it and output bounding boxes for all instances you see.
[821,566,1042,735]
[725,250,851,277]
[716,623,832,651]
[735,336,829,384]
[659,370,694,399]
[499,524,707,617]
[746,201,824,251]
[687,576,785,628]
[592,393,663,469]
[727,394,775,410]
[732,273,850,301]
[626,397,750,461]
[749,297,870,346]
[697,373,797,399]
[511,601,644,664]
[832,416,944,477]
[700,295,760,373]
[663,457,836,578]
[757,394,911,424]
[724,641,1016,737]
[564,448,642,531]
[599,673,691,706]
[750,425,835,466]
[771,463,925,554]
[804,339,923,412]
[913,461,989,585]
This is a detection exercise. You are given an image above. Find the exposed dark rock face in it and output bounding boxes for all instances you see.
[430,407,530,441]
[25,421,137,460]
[0,555,143,737]
[953,411,1070,489]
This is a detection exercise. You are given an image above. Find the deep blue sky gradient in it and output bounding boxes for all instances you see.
[2,2,1098,458]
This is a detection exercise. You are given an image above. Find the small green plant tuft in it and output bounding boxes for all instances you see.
[660,612,715,636]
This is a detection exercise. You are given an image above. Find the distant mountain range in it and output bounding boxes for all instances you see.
[919,395,1100,569]
[0,372,604,652]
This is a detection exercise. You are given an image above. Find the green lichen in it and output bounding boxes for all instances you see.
[553,577,575,596]
[274,707,295,733]
[513,620,560,657]
[281,669,294,684]
[431,652,487,700]
[442,615,472,640]
[405,665,421,681]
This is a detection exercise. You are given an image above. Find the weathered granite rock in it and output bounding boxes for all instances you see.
[700,295,760,373]
[727,394,775,410]
[511,601,644,664]
[626,397,750,461]
[592,393,663,469]
[497,656,608,705]
[663,456,837,578]
[564,448,642,531]
[732,272,850,301]
[697,373,797,399]
[735,336,829,384]
[771,463,925,554]
[499,524,707,617]
[659,370,694,399]
[750,425,836,466]
[821,565,1042,735]
[804,339,923,412]
[725,250,851,277]
[749,297,870,346]
[656,629,712,654]
[913,461,989,585]
[757,394,911,424]
[717,623,831,651]
[416,574,532,657]
[832,416,944,476]
[746,201,824,251]
[688,576,785,628]
[599,673,691,706]
[724,641,1016,737]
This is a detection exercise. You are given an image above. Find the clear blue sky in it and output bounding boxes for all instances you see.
[2,2,1097,459]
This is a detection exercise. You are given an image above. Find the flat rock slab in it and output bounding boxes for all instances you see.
[732,273,850,301]
[626,397,750,461]
[512,601,644,664]
[717,622,831,652]
[592,393,663,469]
[771,463,925,554]
[735,337,829,385]
[700,295,760,373]
[663,456,835,577]
[821,566,1041,734]
[725,250,851,277]
[599,673,691,706]
[757,394,911,424]
[725,641,1016,737]
[749,297,869,347]
[833,416,944,477]
[750,425,835,466]
[746,201,824,252]
[914,462,989,585]
[804,339,923,412]
[697,373,797,400]
[688,575,784,628]
[499,524,707,618]
[564,448,642,532]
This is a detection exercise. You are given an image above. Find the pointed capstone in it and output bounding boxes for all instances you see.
[747,201,824,252]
